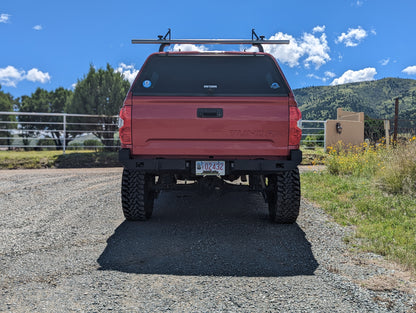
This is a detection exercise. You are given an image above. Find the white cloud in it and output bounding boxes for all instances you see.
[0,13,10,23]
[0,66,25,87]
[300,32,330,69]
[325,71,336,78]
[336,27,368,47]
[26,68,50,83]
[254,32,303,67]
[33,25,42,31]
[380,58,390,66]
[257,27,330,70]
[307,71,337,83]
[170,44,208,52]
[307,73,321,80]
[330,67,377,86]
[402,66,416,75]
[312,25,326,33]
[116,63,139,84]
[0,65,50,87]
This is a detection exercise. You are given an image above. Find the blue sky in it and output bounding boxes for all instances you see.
[1,0,416,99]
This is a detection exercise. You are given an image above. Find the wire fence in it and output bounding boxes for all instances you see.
[364,118,416,143]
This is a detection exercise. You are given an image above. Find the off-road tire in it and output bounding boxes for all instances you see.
[121,169,155,221]
[267,168,300,224]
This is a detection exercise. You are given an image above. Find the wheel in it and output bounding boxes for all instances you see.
[121,169,155,221]
[267,168,300,224]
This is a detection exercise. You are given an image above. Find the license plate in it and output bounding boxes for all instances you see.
[195,161,225,176]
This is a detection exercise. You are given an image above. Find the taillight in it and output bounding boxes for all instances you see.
[119,105,132,146]
[289,106,302,147]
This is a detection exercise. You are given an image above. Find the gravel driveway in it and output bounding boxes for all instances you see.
[0,168,415,312]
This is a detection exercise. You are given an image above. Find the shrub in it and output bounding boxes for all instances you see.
[303,131,325,148]
[67,142,83,150]
[36,138,57,151]
[83,139,104,151]
[364,116,384,143]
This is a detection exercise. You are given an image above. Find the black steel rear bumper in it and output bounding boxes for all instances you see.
[119,149,302,174]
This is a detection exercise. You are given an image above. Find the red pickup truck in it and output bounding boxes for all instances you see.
[118,36,302,223]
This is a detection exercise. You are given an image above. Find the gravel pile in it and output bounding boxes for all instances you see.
[0,168,415,312]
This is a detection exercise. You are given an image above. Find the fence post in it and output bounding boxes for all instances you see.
[393,97,399,145]
[384,120,390,148]
[63,114,66,155]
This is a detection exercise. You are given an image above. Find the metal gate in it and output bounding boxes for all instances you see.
[0,111,119,153]
[299,120,326,148]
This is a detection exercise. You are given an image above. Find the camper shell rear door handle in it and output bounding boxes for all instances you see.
[197,108,223,118]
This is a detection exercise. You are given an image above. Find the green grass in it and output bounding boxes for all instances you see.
[0,150,120,169]
[302,142,416,271]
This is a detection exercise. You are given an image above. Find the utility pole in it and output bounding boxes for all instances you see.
[393,97,399,145]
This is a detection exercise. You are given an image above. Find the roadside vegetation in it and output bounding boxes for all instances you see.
[301,147,326,165]
[0,150,119,169]
[302,139,416,271]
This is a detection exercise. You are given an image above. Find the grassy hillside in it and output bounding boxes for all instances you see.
[294,78,416,120]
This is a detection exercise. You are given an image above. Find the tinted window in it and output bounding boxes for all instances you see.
[132,54,289,97]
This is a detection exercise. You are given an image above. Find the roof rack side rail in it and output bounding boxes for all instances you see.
[131,29,289,52]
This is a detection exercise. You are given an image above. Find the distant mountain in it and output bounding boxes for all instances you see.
[293,78,416,120]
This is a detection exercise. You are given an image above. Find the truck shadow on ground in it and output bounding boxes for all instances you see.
[98,191,318,277]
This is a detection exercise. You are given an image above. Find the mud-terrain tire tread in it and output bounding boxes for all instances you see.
[268,168,300,224]
[121,169,154,221]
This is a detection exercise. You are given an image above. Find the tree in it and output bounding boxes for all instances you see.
[17,87,73,149]
[0,85,16,148]
[67,63,130,150]
[364,115,384,143]
[51,87,72,114]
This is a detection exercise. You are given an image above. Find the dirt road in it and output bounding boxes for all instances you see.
[0,168,415,312]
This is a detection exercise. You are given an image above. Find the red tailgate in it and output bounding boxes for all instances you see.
[131,96,289,159]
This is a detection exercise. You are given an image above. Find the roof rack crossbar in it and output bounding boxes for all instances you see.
[131,29,289,52]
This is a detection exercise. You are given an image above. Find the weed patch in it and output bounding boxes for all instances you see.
[376,142,416,195]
